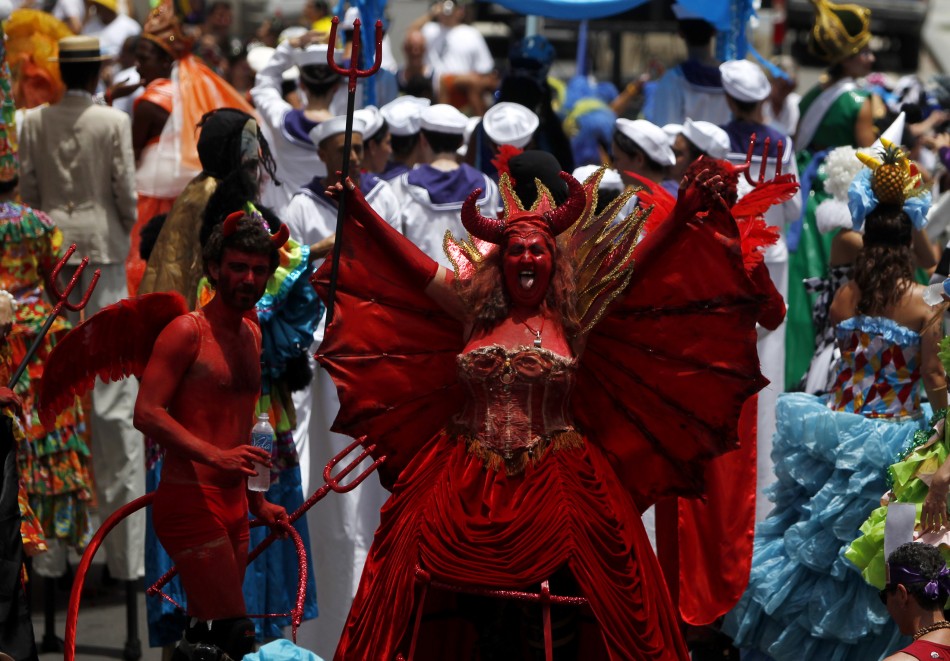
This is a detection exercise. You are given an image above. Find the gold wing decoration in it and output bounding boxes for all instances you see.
[444,231,493,282]
[564,168,648,336]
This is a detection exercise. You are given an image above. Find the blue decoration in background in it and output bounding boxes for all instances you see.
[332,0,385,107]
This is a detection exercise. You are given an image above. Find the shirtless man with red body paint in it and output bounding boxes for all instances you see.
[133,214,289,661]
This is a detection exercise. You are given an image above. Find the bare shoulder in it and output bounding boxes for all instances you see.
[904,282,939,330]
[155,313,201,350]
[830,280,860,324]
[242,316,263,348]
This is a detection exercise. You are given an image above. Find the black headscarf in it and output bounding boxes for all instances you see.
[196,108,256,179]
[507,150,567,208]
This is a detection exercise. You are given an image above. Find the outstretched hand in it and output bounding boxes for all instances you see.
[680,167,730,213]
[214,444,271,477]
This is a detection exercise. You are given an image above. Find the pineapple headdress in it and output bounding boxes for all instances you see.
[807,0,872,64]
[847,138,931,231]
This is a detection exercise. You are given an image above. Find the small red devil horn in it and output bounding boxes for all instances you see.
[546,172,586,236]
[222,211,244,237]
[271,224,290,248]
[461,188,506,244]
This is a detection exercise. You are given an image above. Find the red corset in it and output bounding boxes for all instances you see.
[452,345,579,472]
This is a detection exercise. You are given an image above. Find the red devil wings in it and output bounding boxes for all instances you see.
[315,169,773,506]
[38,292,189,428]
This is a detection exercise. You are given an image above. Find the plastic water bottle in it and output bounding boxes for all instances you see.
[923,280,950,306]
[247,412,273,492]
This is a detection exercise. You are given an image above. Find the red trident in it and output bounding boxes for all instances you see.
[743,132,795,187]
[324,16,384,326]
[7,244,99,388]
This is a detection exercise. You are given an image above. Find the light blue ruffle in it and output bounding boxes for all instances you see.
[836,315,921,347]
[723,392,929,660]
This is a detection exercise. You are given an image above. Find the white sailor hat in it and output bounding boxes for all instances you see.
[682,118,730,159]
[354,106,385,139]
[278,26,307,43]
[295,43,340,68]
[615,118,676,166]
[380,96,430,136]
[662,123,683,145]
[482,102,539,149]
[247,45,299,81]
[308,114,367,147]
[420,103,469,135]
[457,116,481,158]
[572,165,624,193]
[341,6,360,30]
[719,60,771,103]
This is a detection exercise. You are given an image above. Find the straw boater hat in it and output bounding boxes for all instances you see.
[51,36,109,62]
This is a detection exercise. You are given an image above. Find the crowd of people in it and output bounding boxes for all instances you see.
[3,0,950,658]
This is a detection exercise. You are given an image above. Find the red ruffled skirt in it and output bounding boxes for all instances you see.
[335,433,688,660]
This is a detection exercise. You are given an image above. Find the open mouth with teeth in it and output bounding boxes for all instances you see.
[519,270,535,290]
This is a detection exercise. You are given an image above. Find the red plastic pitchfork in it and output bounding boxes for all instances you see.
[324,15,384,326]
[7,244,99,388]
[742,132,795,187]
[65,438,386,659]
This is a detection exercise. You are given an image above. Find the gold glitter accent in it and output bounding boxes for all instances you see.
[566,167,650,336]
[460,428,583,474]
[808,0,871,63]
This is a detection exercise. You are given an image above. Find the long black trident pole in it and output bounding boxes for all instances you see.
[324,17,383,326]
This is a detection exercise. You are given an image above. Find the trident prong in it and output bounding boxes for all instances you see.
[326,17,384,93]
[743,133,790,188]
[324,15,385,327]
[7,245,100,389]
[49,245,101,313]
[324,437,385,493]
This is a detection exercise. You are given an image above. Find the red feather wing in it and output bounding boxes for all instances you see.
[38,292,189,428]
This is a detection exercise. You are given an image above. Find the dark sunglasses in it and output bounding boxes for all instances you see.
[879,585,896,604]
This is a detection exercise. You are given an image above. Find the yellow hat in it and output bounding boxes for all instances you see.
[89,0,119,14]
[807,0,872,64]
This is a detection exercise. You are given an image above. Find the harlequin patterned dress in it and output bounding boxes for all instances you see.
[0,203,93,554]
[724,315,929,660]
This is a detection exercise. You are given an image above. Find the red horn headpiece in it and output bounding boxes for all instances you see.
[460,172,587,245]
[222,211,243,237]
[221,209,290,248]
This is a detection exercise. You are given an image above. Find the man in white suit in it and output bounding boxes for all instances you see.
[19,36,144,644]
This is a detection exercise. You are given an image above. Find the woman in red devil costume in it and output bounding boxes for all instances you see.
[314,153,776,660]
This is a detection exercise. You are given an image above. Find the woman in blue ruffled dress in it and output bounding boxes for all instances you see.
[724,144,947,660]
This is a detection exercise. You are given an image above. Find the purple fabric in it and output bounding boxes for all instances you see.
[380,162,410,182]
[360,171,382,194]
[680,60,723,90]
[282,110,318,146]
[888,563,950,601]
[406,164,486,205]
[721,120,788,157]
[939,146,950,171]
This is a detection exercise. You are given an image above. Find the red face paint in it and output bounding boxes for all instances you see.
[503,232,553,309]
[211,248,271,311]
